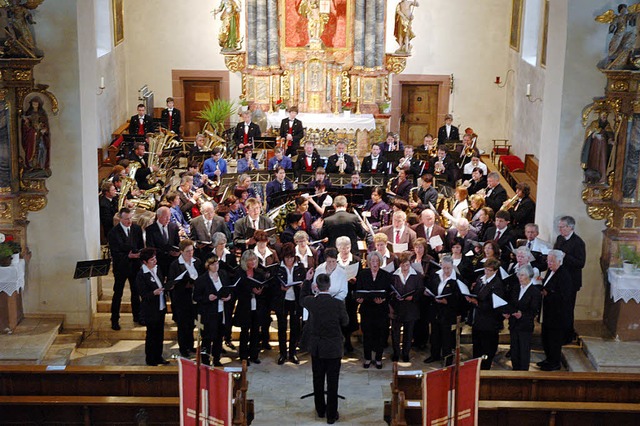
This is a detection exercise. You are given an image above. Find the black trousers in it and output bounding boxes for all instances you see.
[172,296,195,355]
[201,311,224,364]
[311,356,341,421]
[471,328,499,370]
[277,300,301,356]
[239,310,261,361]
[145,310,166,364]
[413,299,430,348]
[111,269,140,323]
[361,314,388,361]
[510,330,532,371]
[430,319,455,360]
[542,325,565,366]
[223,298,236,342]
[391,319,415,358]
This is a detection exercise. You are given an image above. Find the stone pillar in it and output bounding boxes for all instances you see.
[266,0,279,66]
[364,0,376,68]
[247,0,257,66]
[375,0,385,67]
[353,0,365,67]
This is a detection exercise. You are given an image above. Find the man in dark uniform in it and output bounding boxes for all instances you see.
[279,106,304,156]
[437,113,459,142]
[128,103,155,136]
[294,140,323,179]
[160,97,181,135]
[233,110,261,152]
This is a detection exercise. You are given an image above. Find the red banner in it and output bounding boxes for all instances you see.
[423,358,481,426]
[179,358,233,426]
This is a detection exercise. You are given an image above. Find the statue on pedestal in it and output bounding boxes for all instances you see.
[1,0,45,58]
[21,95,50,175]
[298,0,329,47]
[394,0,419,54]
[581,110,616,184]
[214,0,242,52]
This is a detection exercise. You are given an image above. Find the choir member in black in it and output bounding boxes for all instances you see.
[99,181,118,240]
[450,237,474,283]
[210,232,239,351]
[234,250,266,364]
[136,248,168,366]
[465,258,505,370]
[474,207,496,243]
[167,240,203,358]
[504,264,541,371]
[193,256,232,366]
[294,230,320,270]
[505,246,542,293]
[374,232,397,270]
[411,238,436,351]
[253,229,279,351]
[108,208,144,330]
[336,236,360,353]
[390,252,424,362]
[146,206,181,281]
[424,256,462,365]
[275,243,306,365]
[505,182,536,238]
[389,169,412,201]
[355,251,392,369]
[281,212,303,245]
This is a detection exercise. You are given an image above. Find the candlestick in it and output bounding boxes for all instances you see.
[526,84,531,97]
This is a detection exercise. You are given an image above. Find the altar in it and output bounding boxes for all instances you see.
[604,268,640,341]
[266,112,376,132]
[0,255,26,331]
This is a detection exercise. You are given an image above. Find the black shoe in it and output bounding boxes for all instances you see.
[277,354,287,365]
[146,361,158,366]
[157,358,170,365]
[536,359,549,367]
[225,340,237,350]
[391,354,399,362]
[375,361,383,370]
[423,356,440,363]
[262,343,272,351]
[250,358,261,364]
[363,360,371,369]
[289,354,300,364]
[402,355,410,363]
[137,319,146,326]
[111,322,121,331]
[540,363,561,371]
[317,410,326,418]
[327,411,339,424]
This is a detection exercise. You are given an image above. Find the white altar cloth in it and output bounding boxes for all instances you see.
[0,255,25,296]
[608,267,640,303]
[266,112,376,132]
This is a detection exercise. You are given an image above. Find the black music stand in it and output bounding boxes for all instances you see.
[73,259,111,279]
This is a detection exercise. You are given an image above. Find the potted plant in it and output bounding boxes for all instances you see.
[276,99,286,117]
[619,245,640,274]
[342,101,353,117]
[197,99,238,136]
[0,233,20,267]
[378,100,391,114]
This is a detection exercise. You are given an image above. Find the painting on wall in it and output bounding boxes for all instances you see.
[282,0,349,49]
[541,0,549,67]
[112,0,124,46]
[510,0,523,51]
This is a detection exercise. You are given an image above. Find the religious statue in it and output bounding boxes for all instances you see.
[0,0,44,58]
[21,95,50,174]
[595,3,640,70]
[581,110,616,184]
[394,0,419,54]
[213,0,242,52]
[298,0,329,46]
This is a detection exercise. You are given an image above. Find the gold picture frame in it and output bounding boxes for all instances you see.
[112,0,124,46]
[510,0,523,52]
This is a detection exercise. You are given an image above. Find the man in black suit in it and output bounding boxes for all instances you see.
[378,132,404,152]
[233,110,261,152]
[396,145,427,182]
[99,181,118,240]
[233,197,276,249]
[108,208,145,330]
[417,133,437,155]
[325,141,355,174]
[294,140,323,179]
[136,248,169,366]
[508,182,536,238]
[279,106,304,156]
[485,210,517,264]
[360,144,390,175]
[389,169,413,201]
[315,195,368,256]
[466,167,488,196]
[484,172,508,213]
[301,273,349,424]
[539,250,573,371]
[553,216,585,343]
[128,103,155,136]
[429,145,457,187]
[413,209,447,257]
[128,142,158,191]
[160,97,181,135]
[145,207,181,280]
[437,113,459,142]
[265,167,294,209]
[446,218,478,254]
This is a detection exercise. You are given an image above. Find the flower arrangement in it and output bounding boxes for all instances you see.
[276,99,286,110]
[620,245,640,269]
[378,100,391,114]
[342,102,353,111]
[0,233,20,266]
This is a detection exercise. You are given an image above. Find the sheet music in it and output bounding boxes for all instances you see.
[457,280,472,296]
[344,262,359,280]
[411,262,423,275]
[381,262,396,273]
[391,242,409,253]
[492,293,508,308]
[429,235,444,249]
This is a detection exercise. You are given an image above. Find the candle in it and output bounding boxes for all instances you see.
[526,84,531,97]
[290,74,295,98]
[357,77,361,97]
[100,76,105,88]
[270,75,274,95]
[335,77,340,98]
[495,76,500,84]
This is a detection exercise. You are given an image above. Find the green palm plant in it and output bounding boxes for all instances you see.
[197,99,238,135]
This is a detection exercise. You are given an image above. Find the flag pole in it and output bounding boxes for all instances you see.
[194,314,203,425]
[452,315,461,426]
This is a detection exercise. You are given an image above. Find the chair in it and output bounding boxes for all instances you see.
[491,139,511,164]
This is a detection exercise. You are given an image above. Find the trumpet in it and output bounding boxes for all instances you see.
[338,155,346,174]
[396,156,409,172]
[500,194,520,211]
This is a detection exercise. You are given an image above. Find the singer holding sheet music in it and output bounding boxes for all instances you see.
[355,251,392,369]
[193,255,233,366]
[336,237,361,354]
[389,252,424,362]
[136,248,167,366]
[253,230,280,351]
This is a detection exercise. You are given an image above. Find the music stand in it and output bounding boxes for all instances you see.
[73,259,111,279]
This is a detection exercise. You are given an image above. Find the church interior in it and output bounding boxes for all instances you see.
[2,0,640,425]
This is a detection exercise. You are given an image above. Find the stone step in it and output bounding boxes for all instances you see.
[562,345,595,372]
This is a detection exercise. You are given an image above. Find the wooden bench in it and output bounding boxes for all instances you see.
[510,154,538,203]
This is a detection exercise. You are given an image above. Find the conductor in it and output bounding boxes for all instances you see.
[301,272,349,424]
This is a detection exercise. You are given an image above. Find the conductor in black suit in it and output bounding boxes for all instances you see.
[233,110,262,152]
[136,248,168,366]
[315,195,368,256]
[108,207,144,330]
[437,113,460,142]
[279,106,304,156]
[128,103,155,136]
[160,97,181,135]
[145,207,181,280]
[484,172,508,213]
[301,272,349,424]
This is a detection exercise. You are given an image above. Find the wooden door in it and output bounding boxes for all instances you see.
[400,84,439,146]
[183,80,221,136]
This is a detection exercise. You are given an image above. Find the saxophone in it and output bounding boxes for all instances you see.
[410,186,420,203]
